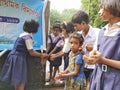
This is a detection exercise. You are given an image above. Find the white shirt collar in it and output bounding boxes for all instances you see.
[104,22,120,36]
[19,32,32,37]
[82,25,94,39]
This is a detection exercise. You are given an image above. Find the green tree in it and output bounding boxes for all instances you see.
[61,9,79,21]
[81,0,106,28]
[50,9,63,30]
[50,9,79,31]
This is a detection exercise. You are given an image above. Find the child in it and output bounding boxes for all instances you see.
[83,0,120,90]
[71,10,100,89]
[0,19,48,90]
[46,21,63,84]
[50,21,75,70]
[55,32,86,90]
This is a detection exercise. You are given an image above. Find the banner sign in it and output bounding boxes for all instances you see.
[0,0,45,50]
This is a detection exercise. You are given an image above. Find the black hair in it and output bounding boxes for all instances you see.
[69,32,84,45]
[71,10,89,24]
[53,21,62,32]
[23,19,39,33]
[61,21,75,34]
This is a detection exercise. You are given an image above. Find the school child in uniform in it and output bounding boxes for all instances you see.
[46,21,63,84]
[83,0,120,90]
[0,19,48,90]
[55,32,86,90]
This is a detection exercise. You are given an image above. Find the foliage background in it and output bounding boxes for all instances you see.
[49,0,106,32]
[81,0,106,28]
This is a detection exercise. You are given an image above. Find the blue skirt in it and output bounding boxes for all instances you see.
[89,65,120,90]
[0,50,27,86]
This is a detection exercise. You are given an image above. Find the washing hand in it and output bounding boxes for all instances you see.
[83,50,102,64]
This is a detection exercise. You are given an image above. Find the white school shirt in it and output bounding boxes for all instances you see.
[82,25,100,69]
[93,22,120,50]
[19,32,33,50]
[104,22,120,36]
[47,33,63,47]
[62,37,70,53]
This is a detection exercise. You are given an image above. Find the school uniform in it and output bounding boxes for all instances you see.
[47,33,63,66]
[89,22,120,90]
[0,32,33,85]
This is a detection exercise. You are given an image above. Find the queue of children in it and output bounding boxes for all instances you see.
[51,0,120,90]
[50,21,75,71]
[53,10,99,90]
[0,0,120,90]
